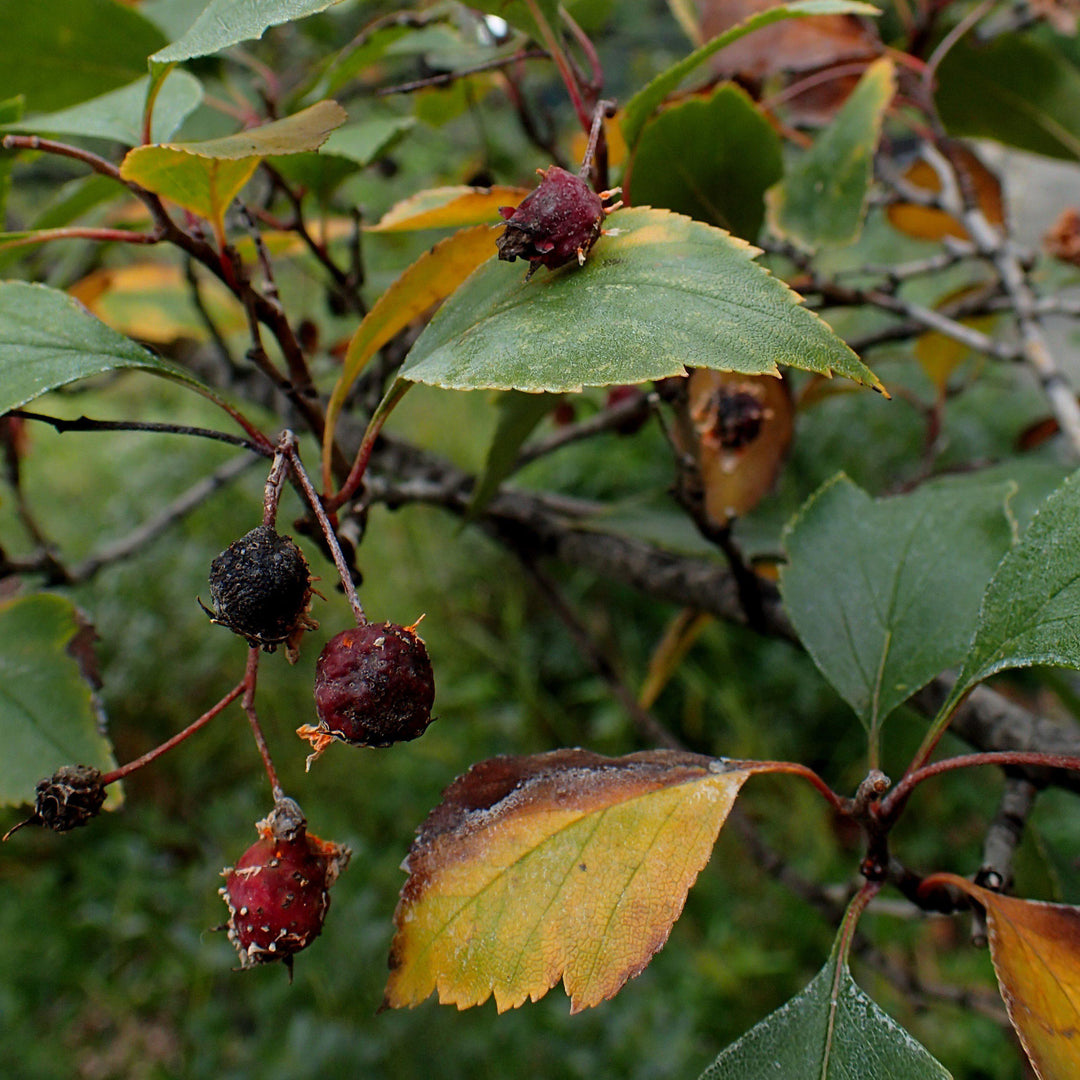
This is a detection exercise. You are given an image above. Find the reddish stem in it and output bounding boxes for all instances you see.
[241,647,284,801]
[100,681,246,785]
[0,226,164,250]
[738,759,848,813]
[523,0,591,132]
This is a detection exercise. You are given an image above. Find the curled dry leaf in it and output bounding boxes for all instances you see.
[384,748,749,1013]
[669,369,794,527]
[1044,207,1080,266]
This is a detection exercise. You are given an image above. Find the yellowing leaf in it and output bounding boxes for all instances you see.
[321,224,499,487]
[69,263,246,345]
[928,873,1080,1080]
[369,185,530,232]
[384,748,749,1014]
[119,101,347,241]
[120,150,259,242]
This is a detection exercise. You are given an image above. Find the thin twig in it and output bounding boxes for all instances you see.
[8,410,260,451]
[376,48,546,95]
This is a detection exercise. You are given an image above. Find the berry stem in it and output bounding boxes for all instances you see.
[284,434,367,626]
[522,0,592,133]
[100,681,247,785]
[578,98,615,185]
[262,440,292,527]
[242,647,285,802]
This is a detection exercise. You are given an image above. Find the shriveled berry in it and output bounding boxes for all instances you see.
[3,765,107,840]
[205,525,315,652]
[497,166,607,275]
[220,799,350,974]
[297,621,435,764]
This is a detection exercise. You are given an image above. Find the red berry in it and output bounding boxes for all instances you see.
[497,166,607,275]
[205,525,315,655]
[220,799,350,974]
[297,621,435,764]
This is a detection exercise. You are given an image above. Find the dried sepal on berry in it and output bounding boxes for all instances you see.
[220,798,350,976]
[3,765,107,840]
[203,525,317,659]
[496,166,618,278]
[297,620,436,768]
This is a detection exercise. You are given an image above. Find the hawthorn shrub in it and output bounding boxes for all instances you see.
[4,1,1080,1077]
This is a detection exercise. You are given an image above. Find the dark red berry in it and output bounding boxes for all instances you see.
[3,764,108,840]
[220,799,350,974]
[205,525,315,654]
[705,388,767,450]
[497,166,607,275]
[297,621,435,764]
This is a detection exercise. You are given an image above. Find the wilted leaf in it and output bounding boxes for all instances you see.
[626,84,782,239]
[780,472,1016,737]
[700,932,952,1078]
[69,263,246,345]
[670,370,794,526]
[3,71,202,145]
[767,57,895,250]
[0,281,209,413]
[384,748,749,1013]
[322,225,500,482]
[370,185,530,232]
[936,36,1080,160]
[153,0,348,63]
[951,468,1080,705]
[886,147,1004,242]
[926,873,1080,1080]
[0,0,165,113]
[0,594,117,807]
[401,207,883,394]
[621,0,882,150]
[640,609,713,710]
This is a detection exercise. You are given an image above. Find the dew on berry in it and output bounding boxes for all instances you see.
[297,620,436,766]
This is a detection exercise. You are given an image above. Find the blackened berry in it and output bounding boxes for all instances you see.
[205,525,314,652]
[497,166,607,275]
[297,621,435,765]
[220,799,350,974]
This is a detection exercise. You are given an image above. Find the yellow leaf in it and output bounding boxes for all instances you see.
[321,224,499,489]
[639,609,713,710]
[369,186,530,232]
[384,748,749,1014]
[928,874,1080,1080]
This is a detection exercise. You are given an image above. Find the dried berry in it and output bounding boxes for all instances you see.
[205,525,315,653]
[3,765,107,840]
[297,621,435,764]
[220,799,350,975]
[497,166,607,276]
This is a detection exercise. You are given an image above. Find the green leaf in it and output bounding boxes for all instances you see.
[4,71,203,145]
[0,94,22,223]
[952,468,1080,700]
[152,0,348,63]
[767,57,894,250]
[626,83,782,239]
[621,0,881,151]
[936,36,1080,160]
[699,937,952,1078]
[0,281,208,413]
[467,391,561,518]
[320,115,417,166]
[0,594,117,807]
[780,473,1015,737]
[400,207,883,393]
[469,0,560,41]
[0,0,165,113]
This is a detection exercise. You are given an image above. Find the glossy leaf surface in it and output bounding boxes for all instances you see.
[781,472,1015,733]
[384,749,748,1013]
[767,57,894,249]
[401,207,883,393]
[0,595,116,807]
[700,936,952,1078]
